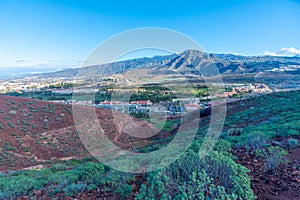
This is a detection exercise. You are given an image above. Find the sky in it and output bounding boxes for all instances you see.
[0,0,300,67]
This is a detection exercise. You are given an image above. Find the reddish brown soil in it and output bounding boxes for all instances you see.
[0,95,171,171]
[233,137,300,200]
[0,95,86,171]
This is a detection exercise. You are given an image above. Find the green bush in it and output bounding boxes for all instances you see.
[287,139,298,150]
[262,146,288,172]
[87,183,97,191]
[0,161,106,198]
[244,132,268,153]
[32,168,53,185]
[0,175,44,198]
[135,150,255,200]
[63,183,86,197]
[101,170,135,197]
[48,170,79,185]
[8,122,16,128]
[74,162,105,181]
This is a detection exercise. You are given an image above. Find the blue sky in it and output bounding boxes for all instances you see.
[0,0,300,66]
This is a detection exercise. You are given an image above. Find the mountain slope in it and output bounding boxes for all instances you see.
[0,95,169,171]
[40,54,177,78]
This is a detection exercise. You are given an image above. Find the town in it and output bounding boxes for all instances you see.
[0,76,274,119]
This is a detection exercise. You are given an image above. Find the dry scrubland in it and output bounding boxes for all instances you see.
[0,90,299,199]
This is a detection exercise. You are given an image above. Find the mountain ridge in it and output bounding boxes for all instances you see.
[37,49,300,78]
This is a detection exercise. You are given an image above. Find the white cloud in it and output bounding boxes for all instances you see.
[264,47,300,57]
[280,47,300,55]
[263,51,278,56]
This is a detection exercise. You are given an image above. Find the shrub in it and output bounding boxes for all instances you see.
[227,127,243,136]
[49,171,79,185]
[101,170,135,197]
[87,183,97,191]
[263,146,288,172]
[5,145,16,151]
[136,150,255,200]
[8,110,17,115]
[32,168,53,185]
[287,139,298,150]
[8,122,16,128]
[244,132,268,153]
[63,183,86,197]
[213,139,234,158]
[117,184,133,197]
[47,177,69,196]
[0,175,44,198]
[45,184,61,196]
[50,164,68,172]
[74,162,105,181]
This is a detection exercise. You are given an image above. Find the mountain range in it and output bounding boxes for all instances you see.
[31,49,300,78]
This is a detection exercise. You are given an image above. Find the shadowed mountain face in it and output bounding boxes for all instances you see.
[39,50,300,78]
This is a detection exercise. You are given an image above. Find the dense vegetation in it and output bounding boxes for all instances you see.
[136,140,255,200]
[0,160,134,199]
[0,140,255,199]
[223,90,300,144]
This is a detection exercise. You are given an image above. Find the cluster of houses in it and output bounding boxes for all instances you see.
[50,97,211,117]
[95,100,151,115]
[95,99,211,116]
[0,77,76,94]
[0,80,43,93]
[213,83,272,98]
[234,83,271,93]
